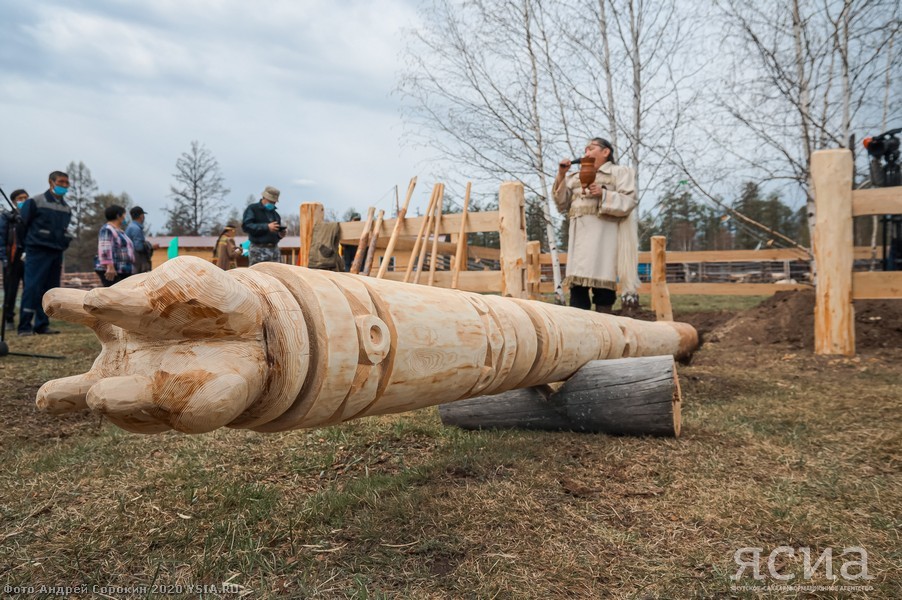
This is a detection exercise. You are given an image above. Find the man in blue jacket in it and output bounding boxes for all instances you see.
[18,171,73,336]
[1,189,28,326]
[242,186,285,266]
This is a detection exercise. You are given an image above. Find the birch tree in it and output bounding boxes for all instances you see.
[714,0,901,245]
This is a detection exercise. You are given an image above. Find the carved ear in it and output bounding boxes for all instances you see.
[43,288,116,342]
[86,373,252,435]
[81,256,265,339]
[36,373,101,414]
[86,376,172,434]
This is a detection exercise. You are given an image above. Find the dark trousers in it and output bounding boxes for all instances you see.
[19,247,63,333]
[3,257,24,322]
[569,285,616,311]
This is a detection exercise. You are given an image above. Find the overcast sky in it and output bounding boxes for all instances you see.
[0,0,434,233]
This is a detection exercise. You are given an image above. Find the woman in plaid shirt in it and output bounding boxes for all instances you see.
[96,204,135,287]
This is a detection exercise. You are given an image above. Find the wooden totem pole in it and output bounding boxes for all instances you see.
[36,257,697,434]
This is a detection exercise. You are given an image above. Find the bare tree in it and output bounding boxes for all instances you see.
[713,0,901,245]
[65,161,98,242]
[166,141,230,236]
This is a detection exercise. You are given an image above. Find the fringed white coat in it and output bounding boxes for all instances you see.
[553,162,638,292]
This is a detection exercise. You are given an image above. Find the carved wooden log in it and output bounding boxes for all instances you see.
[438,356,682,437]
[35,256,697,435]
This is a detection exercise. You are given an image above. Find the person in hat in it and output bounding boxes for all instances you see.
[125,206,153,273]
[213,224,243,270]
[242,186,285,266]
[553,138,640,314]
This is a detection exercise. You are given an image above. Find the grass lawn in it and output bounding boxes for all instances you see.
[0,295,899,598]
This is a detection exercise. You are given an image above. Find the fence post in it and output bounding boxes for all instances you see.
[526,240,541,300]
[811,149,855,356]
[298,203,324,267]
[499,182,528,299]
[651,236,673,321]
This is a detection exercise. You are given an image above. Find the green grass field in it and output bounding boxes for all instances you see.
[1,295,899,598]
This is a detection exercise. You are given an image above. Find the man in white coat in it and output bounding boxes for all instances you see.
[553,138,640,313]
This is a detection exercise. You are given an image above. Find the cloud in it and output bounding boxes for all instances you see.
[0,0,438,233]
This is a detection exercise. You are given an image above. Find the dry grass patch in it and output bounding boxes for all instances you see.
[1,298,900,598]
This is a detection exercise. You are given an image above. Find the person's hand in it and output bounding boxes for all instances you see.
[558,158,572,172]
[104,265,117,281]
[267,221,280,232]
[35,257,306,434]
[587,183,605,198]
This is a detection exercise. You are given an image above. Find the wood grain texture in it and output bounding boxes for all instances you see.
[36,256,698,434]
[811,149,855,356]
[439,356,681,437]
[499,182,527,299]
[651,236,673,321]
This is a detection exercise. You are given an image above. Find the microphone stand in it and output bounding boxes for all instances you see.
[0,186,64,360]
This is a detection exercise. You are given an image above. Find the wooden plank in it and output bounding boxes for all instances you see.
[852,271,902,300]
[540,248,810,265]
[812,149,855,356]
[379,270,502,294]
[853,246,885,260]
[340,210,499,242]
[538,281,811,295]
[852,187,902,216]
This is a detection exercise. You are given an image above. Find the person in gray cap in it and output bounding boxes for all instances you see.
[242,186,286,265]
[125,206,152,273]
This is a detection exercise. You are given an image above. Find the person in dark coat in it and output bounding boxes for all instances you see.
[242,186,285,266]
[0,189,28,326]
[18,172,73,336]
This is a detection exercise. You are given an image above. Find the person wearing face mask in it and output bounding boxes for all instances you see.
[553,138,640,314]
[95,205,135,287]
[0,189,28,326]
[242,185,286,266]
[18,171,74,336]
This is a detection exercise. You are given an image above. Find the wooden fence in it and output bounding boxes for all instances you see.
[811,149,902,356]
[298,181,824,299]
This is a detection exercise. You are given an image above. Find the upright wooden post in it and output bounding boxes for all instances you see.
[499,182,528,299]
[298,203,324,267]
[651,236,673,321]
[526,241,541,300]
[812,149,855,356]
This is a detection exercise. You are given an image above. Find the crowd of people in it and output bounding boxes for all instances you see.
[0,172,291,337]
[1,139,637,336]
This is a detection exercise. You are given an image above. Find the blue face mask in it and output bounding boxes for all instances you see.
[264,202,276,211]
[53,185,68,196]
[17,201,25,210]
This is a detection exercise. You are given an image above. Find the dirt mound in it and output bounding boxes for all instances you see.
[709,289,902,350]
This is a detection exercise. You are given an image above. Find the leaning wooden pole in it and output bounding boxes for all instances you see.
[413,184,443,285]
[363,210,384,276]
[450,182,472,290]
[349,207,376,275]
[404,185,439,283]
[427,197,443,286]
[35,256,698,435]
[377,177,416,279]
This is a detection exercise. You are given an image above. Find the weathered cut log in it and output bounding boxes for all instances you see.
[35,256,697,435]
[438,356,681,437]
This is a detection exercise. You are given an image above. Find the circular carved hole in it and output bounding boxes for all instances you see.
[369,325,383,345]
